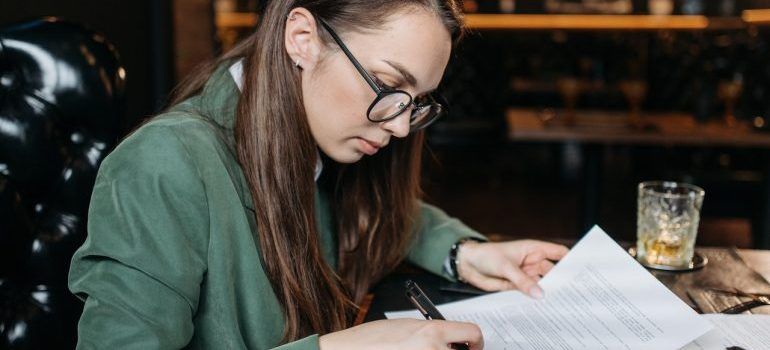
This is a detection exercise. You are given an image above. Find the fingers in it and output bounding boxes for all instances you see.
[476,277,515,292]
[433,320,484,350]
[464,267,515,291]
[505,240,569,264]
[521,260,554,282]
[538,259,556,275]
[537,241,569,261]
[522,265,541,278]
[501,262,543,299]
[462,240,566,298]
[523,259,555,277]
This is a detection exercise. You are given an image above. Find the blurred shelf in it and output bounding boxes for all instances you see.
[216,12,258,28]
[464,14,713,30]
[742,9,770,24]
[213,11,770,31]
[506,108,770,148]
[214,12,758,31]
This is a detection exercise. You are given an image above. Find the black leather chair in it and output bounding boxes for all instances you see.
[0,18,125,349]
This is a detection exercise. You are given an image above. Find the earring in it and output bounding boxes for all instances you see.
[288,14,296,21]
[294,59,301,68]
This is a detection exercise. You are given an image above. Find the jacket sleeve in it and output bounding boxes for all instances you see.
[68,122,323,350]
[68,123,211,349]
[406,201,487,281]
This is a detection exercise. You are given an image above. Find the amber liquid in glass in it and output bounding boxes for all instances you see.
[637,220,697,267]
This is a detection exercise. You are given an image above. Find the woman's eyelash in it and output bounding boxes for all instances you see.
[374,75,432,102]
[373,76,396,90]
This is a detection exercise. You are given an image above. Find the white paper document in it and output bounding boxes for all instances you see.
[682,314,770,350]
[386,226,713,350]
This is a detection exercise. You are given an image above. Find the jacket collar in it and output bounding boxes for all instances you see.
[168,62,253,209]
[196,60,242,134]
[168,60,323,211]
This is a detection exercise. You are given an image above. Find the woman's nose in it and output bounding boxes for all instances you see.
[380,109,411,138]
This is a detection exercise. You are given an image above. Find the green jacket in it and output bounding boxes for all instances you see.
[68,63,486,349]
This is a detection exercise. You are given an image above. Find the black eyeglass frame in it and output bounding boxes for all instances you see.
[316,17,445,131]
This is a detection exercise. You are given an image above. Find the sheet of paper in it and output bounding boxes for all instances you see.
[386,226,713,350]
[682,314,770,350]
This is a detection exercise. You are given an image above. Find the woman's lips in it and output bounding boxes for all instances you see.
[357,137,381,155]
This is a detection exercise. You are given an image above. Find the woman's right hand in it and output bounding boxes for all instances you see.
[318,318,484,350]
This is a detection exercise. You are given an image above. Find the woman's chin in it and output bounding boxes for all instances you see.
[322,147,364,164]
[338,151,365,164]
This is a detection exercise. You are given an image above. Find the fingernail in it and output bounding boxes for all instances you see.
[529,285,544,299]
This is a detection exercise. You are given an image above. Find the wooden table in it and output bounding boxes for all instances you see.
[507,109,770,148]
[358,247,770,323]
[740,249,770,282]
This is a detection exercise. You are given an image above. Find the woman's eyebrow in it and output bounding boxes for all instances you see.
[383,59,417,87]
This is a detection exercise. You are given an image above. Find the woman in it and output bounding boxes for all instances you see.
[68,0,569,349]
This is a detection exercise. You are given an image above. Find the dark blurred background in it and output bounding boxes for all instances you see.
[2,0,184,131]
[6,0,770,248]
[5,0,770,348]
[425,0,770,249]
[205,0,770,249]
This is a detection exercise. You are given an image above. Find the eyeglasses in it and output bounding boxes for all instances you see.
[317,18,446,133]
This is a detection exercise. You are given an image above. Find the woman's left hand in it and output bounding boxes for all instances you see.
[456,239,569,299]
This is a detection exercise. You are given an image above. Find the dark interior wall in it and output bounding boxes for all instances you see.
[173,0,217,81]
[0,0,174,132]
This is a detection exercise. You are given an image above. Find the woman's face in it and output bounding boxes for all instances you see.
[292,8,453,163]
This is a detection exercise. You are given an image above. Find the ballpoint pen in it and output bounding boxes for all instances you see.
[405,280,470,350]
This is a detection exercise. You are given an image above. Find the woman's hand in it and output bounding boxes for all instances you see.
[318,318,483,350]
[457,240,569,298]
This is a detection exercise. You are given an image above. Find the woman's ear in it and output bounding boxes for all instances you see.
[284,7,322,70]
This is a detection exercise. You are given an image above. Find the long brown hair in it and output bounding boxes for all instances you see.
[168,0,464,343]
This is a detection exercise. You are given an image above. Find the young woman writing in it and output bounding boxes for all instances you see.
[68,0,569,349]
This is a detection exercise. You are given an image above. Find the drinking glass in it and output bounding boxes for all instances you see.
[636,181,705,268]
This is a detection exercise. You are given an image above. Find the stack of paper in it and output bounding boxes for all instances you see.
[386,226,713,350]
[683,314,770,350]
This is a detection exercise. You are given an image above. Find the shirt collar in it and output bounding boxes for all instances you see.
[229,60,323,182]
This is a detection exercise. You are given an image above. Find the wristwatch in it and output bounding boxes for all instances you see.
[449,237,485,281]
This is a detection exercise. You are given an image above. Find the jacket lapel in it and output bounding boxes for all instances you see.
[170,61,256,211]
